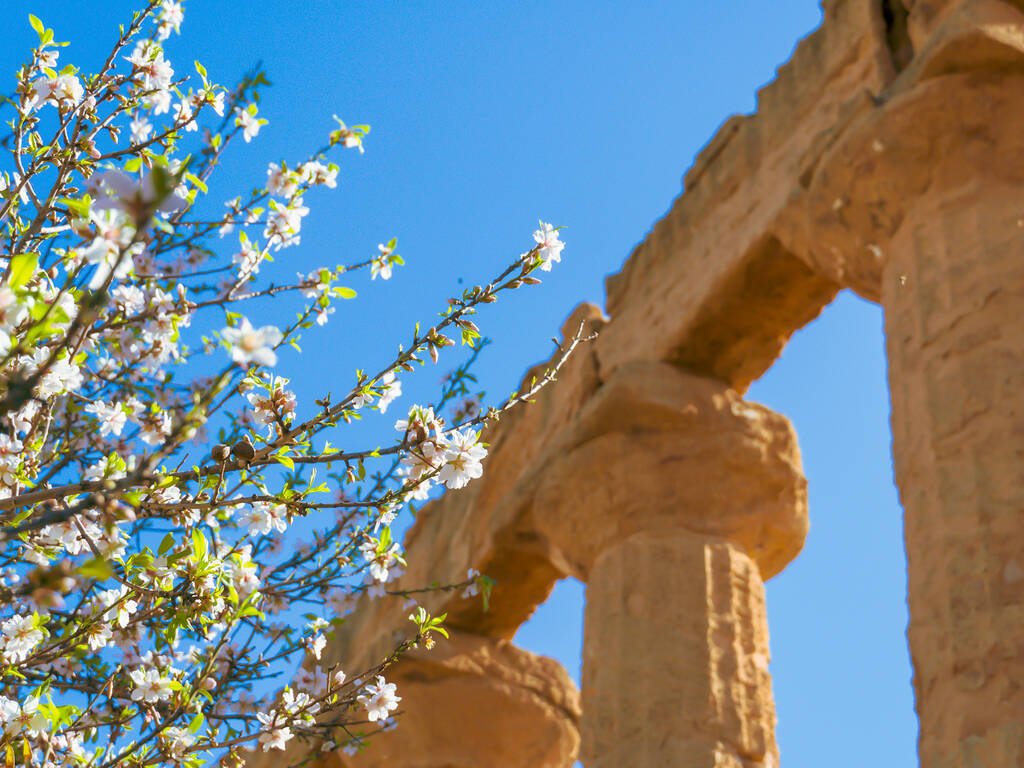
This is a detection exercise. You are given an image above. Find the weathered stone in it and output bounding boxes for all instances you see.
[332,633,581,768]
[581,532,778,768]
[532,363,807,581]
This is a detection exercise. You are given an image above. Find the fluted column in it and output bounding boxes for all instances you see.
[801,10,1024,756]
[883,179,1024,767]
[533,362,808,768]
[583,532,776,767]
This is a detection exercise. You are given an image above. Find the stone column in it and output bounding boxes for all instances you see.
[583,533,776,768]
[884,177,1024,767]
[532,362,808,768]
[802,31,1024,761]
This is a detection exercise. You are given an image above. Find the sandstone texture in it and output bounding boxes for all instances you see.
[249,1,1024,766]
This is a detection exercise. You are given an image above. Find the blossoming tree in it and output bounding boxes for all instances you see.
[0,2,576,765]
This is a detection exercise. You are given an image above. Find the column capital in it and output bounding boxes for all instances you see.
[531,362,807,581]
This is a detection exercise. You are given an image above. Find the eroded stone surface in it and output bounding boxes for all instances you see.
[334,634,581,768]
[582,533,778,768]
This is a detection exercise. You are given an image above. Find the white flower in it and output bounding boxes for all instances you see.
[282,688,319,716]
[10,401,39,435]
[0,695,47,738]
[38,50,58,69]
[326,589,357,616]
[129,667,174,704]
[371,243,394,281]
[232,236,265,278]
[462,568,481,598]
[0,614,43,663]
[174,100,197,131]
[359,539,401,583]
[246,377,296,427]
[266,163,299,198]
[85,400,128,437]
[86,622,113,651]
[139,411,172,445]
[245,502,288,535]
[99,586,139,628]
[55,74,85,104]
[159,1,184,36]
[112,284,146,314]
[28,74,84,110]
[130,115,152,144]
[77,207,140,289]
[299,160,337,188]
[256,711,293,752]
[309,633,327,660]
[358,676,400,723]
[228,547,260,597]
[263,198,308,250]
[149,88,172,114]
[89,170,186,225]
[376,370,401,413]
[438,429,487,489]
[532,222,564,271]
[235,107,263,142]
[35,355,82,398]
[0,287,28,331]
[162,726,196,762]
[222,318,283,367]
[0,697,19,737]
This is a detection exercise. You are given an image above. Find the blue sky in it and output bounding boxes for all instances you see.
[6,2,915,765]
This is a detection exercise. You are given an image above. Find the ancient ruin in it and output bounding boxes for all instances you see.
[252,0,1024,764]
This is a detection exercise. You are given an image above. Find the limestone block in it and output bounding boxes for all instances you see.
[332,632,580,768]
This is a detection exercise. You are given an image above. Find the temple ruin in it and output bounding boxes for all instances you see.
[252,0,1024,764]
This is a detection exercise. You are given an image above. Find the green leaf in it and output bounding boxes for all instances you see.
[158,533,176,555]
[192,528,207,560]
[185,172,207,194]
[333,286,357,299]
[58,196,91,219]
[78,558,115,581]
[276,452,294,471]
[194,60,207,80]
[28,14,44,39]
[8,252,38,289]
[188,712,205,733]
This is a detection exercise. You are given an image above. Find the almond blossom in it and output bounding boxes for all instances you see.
[129,667,174,704]
[0,614,43,663]
[533,221,565,271]
[256,711,293,752]
[222,318,284,367]
[85,399,129,437]
[438,428,487,489]
[358,676,401,724]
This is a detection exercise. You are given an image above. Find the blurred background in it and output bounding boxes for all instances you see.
[5,3,915,765]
